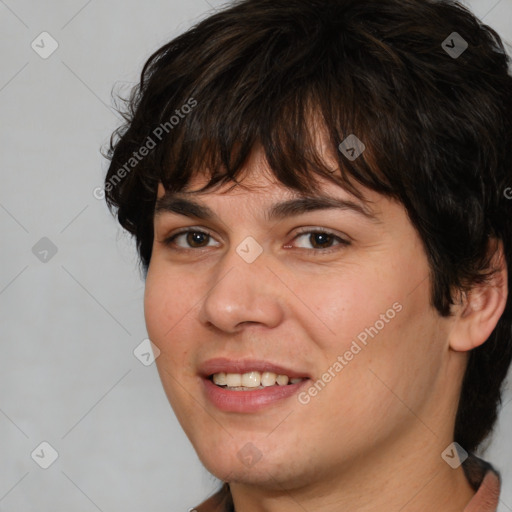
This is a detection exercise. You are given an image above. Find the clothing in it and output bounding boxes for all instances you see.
[194,453,501,511]
[463,453,501,511]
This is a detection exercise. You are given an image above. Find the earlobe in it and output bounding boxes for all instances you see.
[449,239,508,352]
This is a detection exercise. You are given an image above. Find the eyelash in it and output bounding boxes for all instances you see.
[161,227,351,254]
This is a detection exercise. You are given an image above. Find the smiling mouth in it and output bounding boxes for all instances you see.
[209,371,307,391]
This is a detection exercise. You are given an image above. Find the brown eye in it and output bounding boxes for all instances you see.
[308,232,335,249]
[162,229,218,250]
[184,231,210,248]
[292,230,350,252]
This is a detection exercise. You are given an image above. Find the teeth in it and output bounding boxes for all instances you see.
[225,373,242,387]
[212,372,227,386]
[276,374,289,385]
[241,371,261,388]
[261,371,277,386]
[211,371,305,388]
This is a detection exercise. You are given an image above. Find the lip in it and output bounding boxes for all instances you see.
[202,376,310,412]
[199,358,311,380]
[199,358,311,413]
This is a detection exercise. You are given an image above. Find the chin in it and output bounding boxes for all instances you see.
[195,437,314,491]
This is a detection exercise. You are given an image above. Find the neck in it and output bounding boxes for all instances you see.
[228,434,476,512]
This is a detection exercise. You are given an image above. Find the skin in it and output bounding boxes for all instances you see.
[144,145,507,512]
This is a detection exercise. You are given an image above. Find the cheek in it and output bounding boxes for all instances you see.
[316,239,429,348]
[329,276,443,418]
[305,263,401,350]
[304,251,440,399]
[143,264,202,385]
[143,274,169,343]
[144,264,194,342]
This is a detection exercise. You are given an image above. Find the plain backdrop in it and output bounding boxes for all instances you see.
[1,1,511,511]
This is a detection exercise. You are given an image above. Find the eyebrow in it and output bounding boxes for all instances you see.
[154,193,381,224]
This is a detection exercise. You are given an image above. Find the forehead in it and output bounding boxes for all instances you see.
[158,144,365,199]
[154,145,393,225]
[155,170,388,228]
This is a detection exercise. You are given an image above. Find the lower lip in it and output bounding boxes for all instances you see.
[202,377,310,412]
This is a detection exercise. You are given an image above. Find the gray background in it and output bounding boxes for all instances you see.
[0,1,511,510]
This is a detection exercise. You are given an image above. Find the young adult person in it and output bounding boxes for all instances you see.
[104,1,512,510]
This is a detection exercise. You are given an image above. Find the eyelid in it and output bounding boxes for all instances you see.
[289,227,351,253]
[159,226,351,253]
[160,226,219,247]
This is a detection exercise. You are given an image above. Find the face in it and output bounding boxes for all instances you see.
[144,147,459,491]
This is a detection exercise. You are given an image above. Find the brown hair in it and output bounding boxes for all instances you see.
[104,0,512,500]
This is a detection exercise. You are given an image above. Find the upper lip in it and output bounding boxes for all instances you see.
[199,358,311,379]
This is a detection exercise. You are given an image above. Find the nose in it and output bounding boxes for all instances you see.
[197,244,285,334]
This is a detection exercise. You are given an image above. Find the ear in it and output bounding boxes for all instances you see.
[449,238,508,352]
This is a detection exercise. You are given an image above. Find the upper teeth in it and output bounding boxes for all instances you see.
[212,372,304,387]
